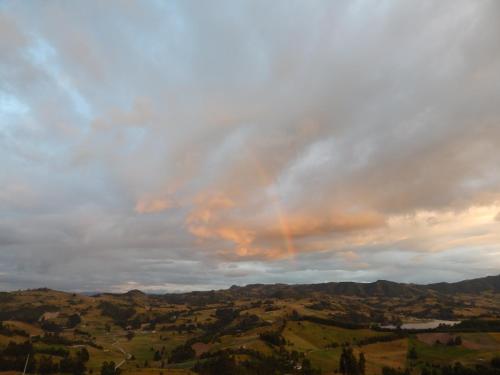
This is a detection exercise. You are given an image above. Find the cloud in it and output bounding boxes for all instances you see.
[1,0,500,290]
[135,196,172,214]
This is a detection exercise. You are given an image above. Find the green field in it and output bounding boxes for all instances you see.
[0,287,499,375]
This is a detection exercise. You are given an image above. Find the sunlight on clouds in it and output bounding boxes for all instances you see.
[1,1,500,290]
[185,197,387,260]
[184,193,500,262]
[374,204,500,253]
[135,196,172,214]
[225,205,500,263]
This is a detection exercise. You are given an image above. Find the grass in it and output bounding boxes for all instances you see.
[306,347,343,374]
[282,320,391,374]
[461,332,500,349]
[0,334,26,346]
[2,289,500,375]
[113,369,193,374]
[489,332,500,343]
[283,320,385,351]
[122,333,185,358]
[211,326,275,355]
[86,346,123,372]
[356,339,409,375]
[3,320,43,336]
[410,336,477,364]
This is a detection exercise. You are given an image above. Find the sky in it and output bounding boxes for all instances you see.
[1,1,500,292]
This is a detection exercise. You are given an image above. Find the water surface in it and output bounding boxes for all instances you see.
[380,320,461,330]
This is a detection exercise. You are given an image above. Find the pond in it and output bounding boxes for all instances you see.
[380,319,461,330]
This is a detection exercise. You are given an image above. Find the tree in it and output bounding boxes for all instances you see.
[339,346,359,375]
[300,358,319,375]
[168,344,195,364]
[358,352,366,375]
[492,356,500,368]
[38,355,58,374]
[259,331,285,347]
[59,355,86,375]
[382,367,409,375]
[77,347,90,362]
[193,351,239,375]
[67,314,81,328]
[407,346,417,360]
[100,361,120,375]
[26,356,37,373]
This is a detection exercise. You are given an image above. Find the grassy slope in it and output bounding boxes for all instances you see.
[1,288,500,374]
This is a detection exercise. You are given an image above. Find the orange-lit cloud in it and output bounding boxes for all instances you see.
[185,190,387,260]
[3,0,500,291]
[135,197,172,214]
[261,212,386,240]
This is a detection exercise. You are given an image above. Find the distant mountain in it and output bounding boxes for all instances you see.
[425,274,500,294]
[161,274,500,303]
[3,275,498,301]
[123,289,147,297]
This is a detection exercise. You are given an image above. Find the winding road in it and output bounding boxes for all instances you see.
[111,337,132,370]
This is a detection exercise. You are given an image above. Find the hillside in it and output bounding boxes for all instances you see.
[0,275,499,375]
[425,275,500,294]
[162,274,500,304]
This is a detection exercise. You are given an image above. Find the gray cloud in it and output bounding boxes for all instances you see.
[1,1,500,291]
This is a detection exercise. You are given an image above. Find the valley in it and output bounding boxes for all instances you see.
[0,275,499,374]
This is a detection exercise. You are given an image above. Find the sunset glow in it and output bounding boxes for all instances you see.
[1,1,500,292]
